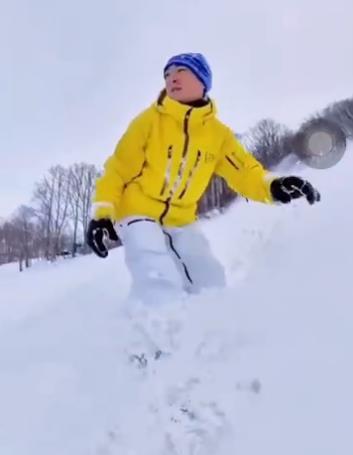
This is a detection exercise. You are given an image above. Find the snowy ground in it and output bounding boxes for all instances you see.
[1,146,353,455]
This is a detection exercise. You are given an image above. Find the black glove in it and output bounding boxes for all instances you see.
[270,176,321,205]
[86,219,119,258]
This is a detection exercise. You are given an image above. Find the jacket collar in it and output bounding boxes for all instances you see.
[154,93,216,125]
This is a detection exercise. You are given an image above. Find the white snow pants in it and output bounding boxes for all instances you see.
[116,216,226,305]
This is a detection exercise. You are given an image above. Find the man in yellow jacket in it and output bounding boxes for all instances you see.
[87,53,320,303]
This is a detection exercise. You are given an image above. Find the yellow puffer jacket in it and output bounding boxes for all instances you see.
[92,93,274,227]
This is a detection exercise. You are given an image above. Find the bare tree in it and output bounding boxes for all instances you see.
[243,119,292,168]
[65,163,99,256]
[323,98,353,139]
[68,163,85,257]
[12,205,36,271]
[79,164,99,253]
[198,176,235,215]
[33,165,71,260]
[0,221,16,265]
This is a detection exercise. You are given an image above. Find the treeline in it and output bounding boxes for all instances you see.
[1,97,352,269]
[0,164,98,270]
[199,96,352,214]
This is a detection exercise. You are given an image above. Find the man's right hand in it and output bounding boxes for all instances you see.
[86,219,119,258]
[270,176,321,205]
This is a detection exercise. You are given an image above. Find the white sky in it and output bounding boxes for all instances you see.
[1,0,352,217]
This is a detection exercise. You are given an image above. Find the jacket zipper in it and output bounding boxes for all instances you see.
[178,150,202,199]
[159,108,193,225]
[160,145,173,196]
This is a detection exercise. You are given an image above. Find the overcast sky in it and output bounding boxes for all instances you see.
[1,0,352,217]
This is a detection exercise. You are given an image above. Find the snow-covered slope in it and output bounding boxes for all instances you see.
[1,146,352,455]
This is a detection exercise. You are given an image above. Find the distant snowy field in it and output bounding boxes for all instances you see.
[1,145,352,455]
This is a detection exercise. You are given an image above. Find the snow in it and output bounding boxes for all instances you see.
[1,144,352,454]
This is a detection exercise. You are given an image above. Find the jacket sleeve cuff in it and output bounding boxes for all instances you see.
[91,202,116,220]
[263,172,278,204]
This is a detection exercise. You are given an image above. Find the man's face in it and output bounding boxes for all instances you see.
[165,65,204,103]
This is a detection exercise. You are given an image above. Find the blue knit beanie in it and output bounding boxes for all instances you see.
[163,53,212,93]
